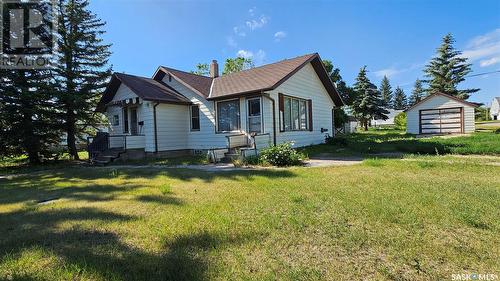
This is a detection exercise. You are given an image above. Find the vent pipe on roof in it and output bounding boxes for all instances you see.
[210,60,219,78]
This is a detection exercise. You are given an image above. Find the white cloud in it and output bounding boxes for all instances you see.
[374,68,401,78]
[246,15,269,30]
[374,62,425,79]
[462,28,500,67]
[248,7,256,16]
[237,49,253,59]
[227,37,237,47]
[274,31,287,42]
[480,56,500,67]
[236,49,266,65]
[233,26,246,37]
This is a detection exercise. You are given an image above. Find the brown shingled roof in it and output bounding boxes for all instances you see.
[97,73,192,112]
[211,54,315,98]
[154,67,213,97]
[152,53,343,106]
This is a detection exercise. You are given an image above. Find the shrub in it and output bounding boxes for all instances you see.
[495,128,500,134]
[243,155,261,165]
[259,142,305,167]
[394,112,407,130]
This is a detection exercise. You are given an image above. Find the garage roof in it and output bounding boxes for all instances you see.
[405,92,478,112]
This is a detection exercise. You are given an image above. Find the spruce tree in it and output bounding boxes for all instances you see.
[352,66,389,130]
[0,69,60,163]
[54,0,112,159]
[409,79,425,106]
[423,33,479,99]
[379,76,393,108]
[393,87,408,110]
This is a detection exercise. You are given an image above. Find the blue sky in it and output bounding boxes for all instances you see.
[89,0,500,105]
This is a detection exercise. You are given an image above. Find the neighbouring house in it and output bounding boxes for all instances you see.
[372,108,404,127]
[405,92,477,135]
[490,97,500,120]
[90,53,344,163]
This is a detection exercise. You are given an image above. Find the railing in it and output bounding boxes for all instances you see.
[226,134,249,150]
[87,134,145,159]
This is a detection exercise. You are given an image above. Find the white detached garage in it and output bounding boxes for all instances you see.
[406,92,477,135]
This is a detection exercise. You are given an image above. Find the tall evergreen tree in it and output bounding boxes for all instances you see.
[423,33,479,99]
[393,86,408,110]
[323,60,355,105]
[0,1,60,163]
[408,79,425,106]
[0,69,60,163]
[54,0,112,159]
[351,66,389,130]
[379,76,393,108]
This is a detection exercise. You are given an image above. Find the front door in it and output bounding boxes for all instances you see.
[247,97,262,133]
[130,108,138,135]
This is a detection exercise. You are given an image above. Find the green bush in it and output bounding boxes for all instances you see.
[495,128,500,134]
[259,142,305,167]
[394,112,407,130]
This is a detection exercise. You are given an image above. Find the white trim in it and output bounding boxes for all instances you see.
[246,96,263,134]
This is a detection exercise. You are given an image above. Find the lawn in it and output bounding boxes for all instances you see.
[300,130,500,157]
[1,155,499,280]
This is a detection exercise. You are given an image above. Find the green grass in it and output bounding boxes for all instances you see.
[301,130,500,157]
[111,155,209,166]
[0,156,499,280]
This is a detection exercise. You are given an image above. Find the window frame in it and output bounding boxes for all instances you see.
[246,97,263,134]
[282,95,309,132]
[190,104,200,131]
[123,107,129,133]
[111,114,119,126]
[215,98,241,133]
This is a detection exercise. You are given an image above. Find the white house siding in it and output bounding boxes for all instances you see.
[490,98,499,119]
[406,95,475,134]
[266,63,335,147]
[161,75,249,150]
[153,104,190,151]
[105,84,154,151]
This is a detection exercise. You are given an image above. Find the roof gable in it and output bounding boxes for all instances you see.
[153,67,213,98]
[208,53,344,106]
[405,92,478,112]
[97,73,192,112]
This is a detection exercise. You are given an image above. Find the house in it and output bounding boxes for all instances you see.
[91,53,344,162]
[372,108,404,127]
[490,97,500,120]
[405,92,477,135]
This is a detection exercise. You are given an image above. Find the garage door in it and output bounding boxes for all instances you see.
[419,107,463,134]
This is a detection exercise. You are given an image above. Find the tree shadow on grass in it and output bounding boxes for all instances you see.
[0,205,252,280]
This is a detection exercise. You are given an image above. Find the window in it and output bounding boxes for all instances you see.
[191,105,200,131]
[123,108,129,133]
[217,99,240,132]
[247,98,262,133]
[282,95,309,131]
[111,115,119,126]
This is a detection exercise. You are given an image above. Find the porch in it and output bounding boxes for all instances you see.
[87,133,146,164]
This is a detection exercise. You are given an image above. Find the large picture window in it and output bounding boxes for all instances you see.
[282,96,309,131]
[191,105,200,131]
[247,98,262,133]
[217,99,240,132]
